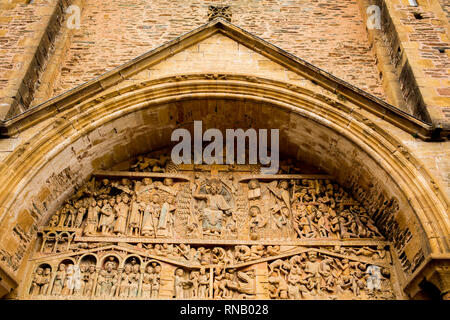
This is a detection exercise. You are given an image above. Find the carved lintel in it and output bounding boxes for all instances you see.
[93,171,191,182]
[238,174,333,182]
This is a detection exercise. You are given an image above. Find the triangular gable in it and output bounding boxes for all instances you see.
[0,18,437,140]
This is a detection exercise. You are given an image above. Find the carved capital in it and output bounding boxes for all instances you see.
[404,256,450,300]
[0,265,18,298]
[428,266,450,300]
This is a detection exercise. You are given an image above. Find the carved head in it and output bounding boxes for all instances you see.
[248,179,260,190]
[89,265,95,273]
[249,206,260,217]
[124,264,132,274]
[200,267,206,275]
[102,179,109,186]
[152,194,160,204]
[164,178,174,186]
[109,198,116,205]
[176,268,184,276]
[122,194,130,203]
[58,264,66,271]
[208,179,222,195]
[116,195,122,203]
[308,252,317,261]
[279,180,289,190]
[36,267,43,275]
[146,265,153,273]
[154,265,161,273]
[143,178,153,186]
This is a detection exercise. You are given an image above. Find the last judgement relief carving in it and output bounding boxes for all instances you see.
[23,149,403,299]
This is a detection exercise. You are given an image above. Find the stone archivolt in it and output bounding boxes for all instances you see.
[22,151,399,299]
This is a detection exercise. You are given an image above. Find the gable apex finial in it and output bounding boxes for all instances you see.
[208,5,232,22]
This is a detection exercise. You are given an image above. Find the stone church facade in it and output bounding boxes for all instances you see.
[0,0,448,300]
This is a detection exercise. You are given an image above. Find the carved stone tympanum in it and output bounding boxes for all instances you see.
[23,150,399,299]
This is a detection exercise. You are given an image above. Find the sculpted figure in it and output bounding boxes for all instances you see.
[157,195,176,237]
[113,195,129,236]
[96,179,111,199]
[268,180,291,211]
[213,268,228,299]
[75,201,87,228]
[151,264,161,298]
[366,265,382,295]
[83,265,96,296]
[129,260,140,297]
[128,195,143,236]
[52,263,66,296]
[190,271,200,298]
[66,203,77,227]
[62,264,78,296]
[235,245,251,262]
[247,179,261,200]
[142,265,153,298]
[119,264,132,297]
[57,204,71,227]
[174,268,191,299]
[135,178,154,201]
[266,245,280,256]
[48,213,60,227]
[141,194,160,237]
[41,268,52,295]
[198,267,209,298]
[96,258,119,297]
[304,252,321,295]
[315,210,331,238]
[268,271,288,299]
[98,198,116,235]
[29,267,44,296]
[194,180,232,235]
[73,265,86,296]
[83,199,99,235]
[287,267,302,299]
[249,206,267,240]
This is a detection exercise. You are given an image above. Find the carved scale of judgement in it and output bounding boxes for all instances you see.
[24,149,401,300]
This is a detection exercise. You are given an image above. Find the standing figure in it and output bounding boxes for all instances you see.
[190,271,200,298]
[174,268,189,299]
[83,265,96,296]
[129,260,140,297]
[29,267,44,296]
[41,268,52,295]
[198,267,209,298]
[128,195,142,236]
[75,201,87,228]
[119,264,132,297]
[98,198,116,234]
[141,194,161,236]
[52,264,66,296]
[151,264,161,299]
[114,195,130,236]
[142,265,153,298]
[157,195,176,237]
[84,199,99,235]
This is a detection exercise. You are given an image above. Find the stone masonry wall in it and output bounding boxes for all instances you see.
[39,0,386,104]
